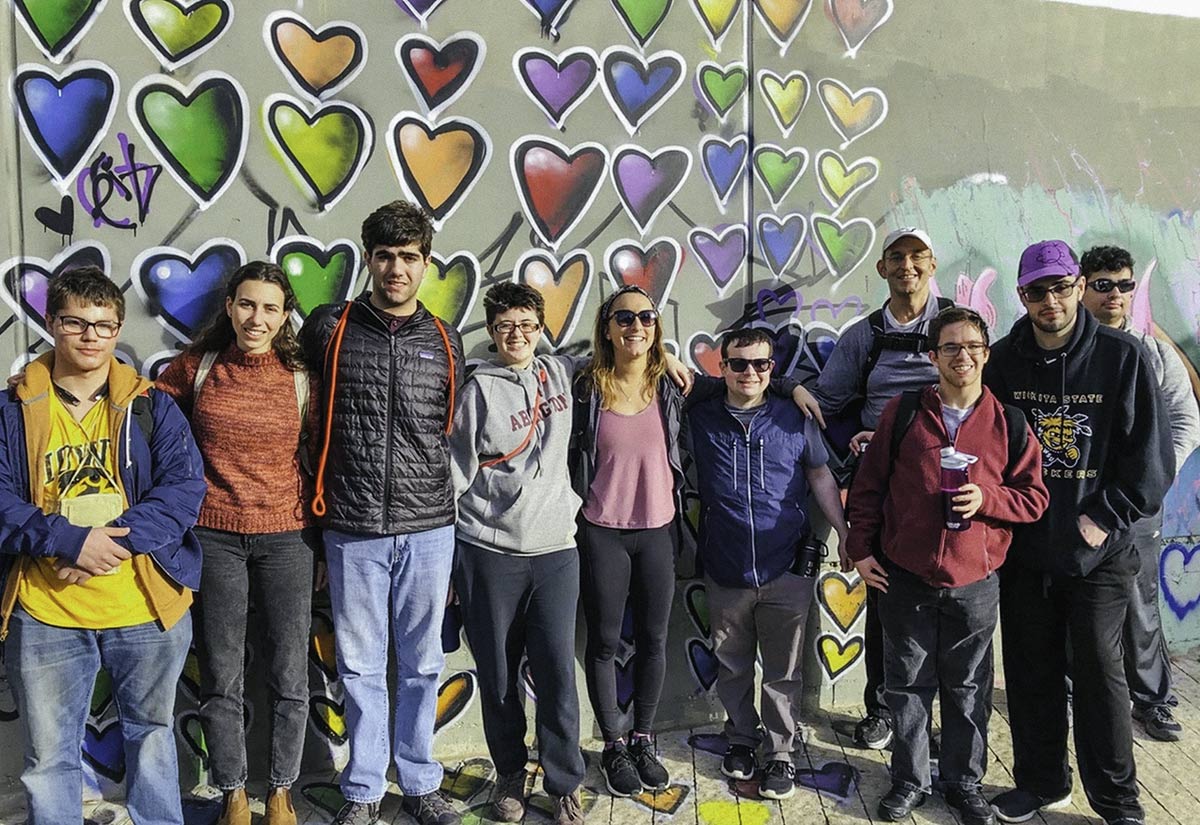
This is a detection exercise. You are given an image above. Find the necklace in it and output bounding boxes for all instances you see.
[53,382,107,406]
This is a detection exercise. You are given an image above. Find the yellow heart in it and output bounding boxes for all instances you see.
[815,149,879,211]
[758,70,809,136]
[817,78,888,147]
[441,756,493,801]
[818,634,864,681]
[817,570,867,632]
[700,800,771,825]
[633,784,690,814]
[434,671,476,733]
[753,0,813,49]
[692,0,741,44]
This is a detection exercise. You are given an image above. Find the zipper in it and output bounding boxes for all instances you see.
[732,441,738,491]
[745,430,759,587]
[382,331,395,532]
[758,438,764,489]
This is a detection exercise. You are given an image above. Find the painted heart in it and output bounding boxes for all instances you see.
[271,236,360,319]
[611,0,672,46]
[180,646,202,699]
[35,194,75,237]
[13,0,106,61]
[309,695,348,744]
[811,213,876,283]
[758,69,809,137]
[752,0,813,52]
[125,0,231,69]
[756,213,808,278]
[817,570,866,633]
[510,137,608,249]
[306,610,338,681]
[817,633,864,682]
[689,225,746,296]
[796,762,858,801]
[615,653,636,712]
[0,241,109,343]
[701,800,771,825]
[418,251,480,329]
[1160,542,1200,620]
[441,756,494,801]
[633,784,690,813]
[130,239,245,342]
[516,0,579,33]
[514,249,593,348]
[610,144,691,234]
[685,581,710,637]
[176,709,208,761]
[697,61,747,119]
[442,600,463,653]
[89,670,113,718]
[181,797,221,825]
[265,12,366,102]
[82,719,125,782]
[817,77,889,148]
[687,731,727,756]
[681,490,701,540]
[831,0,893,57]
[513,47,599,128]
[687,637,718,691]
[129,71,248,208]
[263,95,371,212]
[686,331,722,376]
[752,144,808,208]
[814,149,879,212]
[699,135,748,209]
[13,61,118,186]
[300,781,345,815]
[434,671,476,733]
[394,0,451,25]
[689,0,741,47]
[397,32,485,119]
[387,113,491,228]
[600,46,686,135]
[604,237,681,309]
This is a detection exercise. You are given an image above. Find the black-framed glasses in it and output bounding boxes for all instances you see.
[491,320,542,335]
[1019,277,1080,303]
[722,357,774,374]
[55,315,121,338]
[935,342,988,358]
[609,308,658,328]
[1087,278,1136,294]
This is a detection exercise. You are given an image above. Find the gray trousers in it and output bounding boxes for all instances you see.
[705,572,814,761]
[1124,513,1174,710]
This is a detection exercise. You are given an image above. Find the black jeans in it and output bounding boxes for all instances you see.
[1124,513,1174,710]
[863,588,889,718]
[878,561,998,794]
[453,541,585,796]
[999,552,1142,823]
[193,526,316,789]
[578,521,675,742]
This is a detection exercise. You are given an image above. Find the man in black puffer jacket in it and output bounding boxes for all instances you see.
[300,201,465,825]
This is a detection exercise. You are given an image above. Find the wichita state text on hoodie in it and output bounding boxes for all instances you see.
[984,309,1174,577]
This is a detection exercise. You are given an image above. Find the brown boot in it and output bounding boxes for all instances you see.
[264,786,298,825]
[217,788,251,825]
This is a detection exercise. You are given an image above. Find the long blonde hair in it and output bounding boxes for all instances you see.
[584,285,668,409]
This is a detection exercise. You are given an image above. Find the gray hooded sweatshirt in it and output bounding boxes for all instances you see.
[450,353,584,555]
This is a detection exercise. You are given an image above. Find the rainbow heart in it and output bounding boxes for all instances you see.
[129,71,248,208]
[131,239,246,342]
[757,69,809,137]
[510,137,608,249]
[396,32,485,119]
[752,144,808,208]
[610,144,692,235]
[600,46,686,135]
[13,0,105,61]
[831,0,893,57]
[604,237,681,309]
[686,331,722,376]
[756,213,808,278]
[125,0,231,69]
[434,671,476,734]
[817,77,889,147]
[13,61,119,186]
[811,213,876,284]
[689,225,746,297]
[814,149,879,213]
[699,135,749,209]
[817,571,866,633]
[0,241,109,344]
[271,236,360,319]
[611,0,672,46]
[697,61,747,120]
[689,0,741,47]
[263,94,371,212]
[265,11,366,102]
[418,251,480,329]
[513,46,599,128]
[387,113,491,228]
[515,249,593,348]
[817,633,864,682]
[753,0,813,53]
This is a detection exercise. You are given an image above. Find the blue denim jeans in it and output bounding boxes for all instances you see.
[7,605,192,825]
[324,526,455,803]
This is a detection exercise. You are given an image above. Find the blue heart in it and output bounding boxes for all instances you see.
[796,762,858,802]
[1160,542,1200,620]
[522,0,574,23]
[82,721,125,782]
[134,244,243,342]
[603,49,683,129]
[701,137,748,205]
[687,638,718,691]
[759,214,807,277]
[14,65,116,181]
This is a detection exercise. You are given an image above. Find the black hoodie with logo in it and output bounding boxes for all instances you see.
[984,309,1174,577]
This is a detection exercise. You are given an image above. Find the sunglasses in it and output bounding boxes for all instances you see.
[609,308,658,327]
[722,357,774,374]
[1019,277,1079,303]
[1087,278,1136,294]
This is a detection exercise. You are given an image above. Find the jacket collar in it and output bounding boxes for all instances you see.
[17,352,151,408]
[1008,305,1098,364]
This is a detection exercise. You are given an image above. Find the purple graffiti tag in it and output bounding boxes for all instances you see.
[755,284,801,324]
[76,132,161,233]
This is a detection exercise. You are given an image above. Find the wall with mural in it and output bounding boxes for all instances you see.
[1,0,1199,808]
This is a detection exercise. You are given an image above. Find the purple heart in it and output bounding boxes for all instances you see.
[1,242,109,343]
[394,0,445,19]
[687,732,728,756]
[83,721,125,782]
[132,242,243,342]
[687,638,718,691]
[796,762,858,801]
[700,136,748,206]
[1160,542,1200,620]
[14,64,117,182]
[690,225,747,293]
[758,214,808,278]
[755,285,800,325]
[601,48,683,131]
[516,49,597,126]
[611,146,691,232]
[518,0,577,28]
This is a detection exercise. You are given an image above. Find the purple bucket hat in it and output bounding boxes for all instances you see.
[1018,240,1080,287]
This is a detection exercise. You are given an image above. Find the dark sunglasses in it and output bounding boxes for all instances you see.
[1019,277,1079,303]
[722,357,774,374]
[609,308,658,327]
[1087,278,1136,294]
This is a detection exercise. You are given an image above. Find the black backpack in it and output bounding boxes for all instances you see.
[885,389,1030,477]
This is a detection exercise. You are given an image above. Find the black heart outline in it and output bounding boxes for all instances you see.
[510,137,608,247]
[686,637,718,691]
[306,608,339,681]
[517,0,579,32]
[0,241,108,343]
[610,144,691,234]
[309,694,348,745]
[751,144,809,207]
[815,570,866,633]
[433,670,476,734]
[267,13,365,100]
[815,632,865,682]
[396,0,452,24]
[130,241,244,342]
[397,33,483,116]
[300,781,346,815]
[388,114,491,226]
[13,63,117,181]
[600,46,685,133]
[264,96,372,212]
[127,0,231,67]
[604,236,680,310]
[610,0,673,47]
[513,47,598,128]
[752,0,814,51]
[514,249,593,349]
[175,709,208,763]
[755,212,808,278]
[83,719,126,782]
[696,60,748,119]
[422,251,480,329]
[684,581,710,637]
[13,0,104,59]
[271,236,360,319]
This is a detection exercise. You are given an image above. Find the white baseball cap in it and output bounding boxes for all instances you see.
[881,227,934,255]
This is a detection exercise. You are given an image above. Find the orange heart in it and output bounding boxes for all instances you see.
[753,0,813,50]
[516,250,593,349]
[633,784,690,813]
[387,114,491,226]
[265,13,366,100]
[817,571,866,633]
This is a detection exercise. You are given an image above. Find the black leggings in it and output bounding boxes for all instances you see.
[578,521,675,742]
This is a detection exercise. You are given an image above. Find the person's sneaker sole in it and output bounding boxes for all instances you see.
[862,728,893,750]
[758,784,796,800]
[640,777,670,792]
[993,791,1072,823]
[600,767,636,799]
[721,764,754,781]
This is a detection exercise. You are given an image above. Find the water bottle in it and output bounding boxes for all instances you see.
[940,447,978,531]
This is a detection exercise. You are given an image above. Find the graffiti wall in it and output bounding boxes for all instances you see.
[1,0,1199,800]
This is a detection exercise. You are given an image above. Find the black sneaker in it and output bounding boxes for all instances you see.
[990,788,1072,823]
[945,787,996,825]
[627,736,670,790]
[400,791,461,825]
[877,785,926,821]
[600,744,642,797]
[854,714,893,749]
[332,801,381,825]
[720,744,756,780]
[1133,704,1183,742]
[757,760,795,800]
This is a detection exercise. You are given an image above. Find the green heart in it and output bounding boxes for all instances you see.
[418,254,478,328]
[612,0,672,44]
[277,243,358,317]
[300,783,346,816]
[137,0,227,58]
[90,670,112,717]
[686,583,710,637]
[18,0,100,54]
[698,63,747,118]
[753,146,807,204]
[813,215,876,279]
[136,78,244,200]
[267,101,366,208]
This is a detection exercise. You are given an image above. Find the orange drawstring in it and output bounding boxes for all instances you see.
[311,302,353,518]
[480,369,547,469]
[432,316,456,435]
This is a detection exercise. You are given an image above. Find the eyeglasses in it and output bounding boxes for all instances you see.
[1087,278,1136,294]
[1019,278,1079,303]
[55,315,121,338]
[609,309,658,328]
[884,251,933,266]
[491,320,542,335]
[934,342,988,358]
[722,357,774,374]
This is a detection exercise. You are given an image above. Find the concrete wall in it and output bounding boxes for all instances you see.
[1,0,1199,801]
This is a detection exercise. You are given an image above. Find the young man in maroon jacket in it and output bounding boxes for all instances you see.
[846,307,1049,825]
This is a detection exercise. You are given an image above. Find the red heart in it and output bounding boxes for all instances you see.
[409,45,467,98]
[688,332,723,377]
[397,34,482,114]
[513,138,608,246]
[605,238,680,309]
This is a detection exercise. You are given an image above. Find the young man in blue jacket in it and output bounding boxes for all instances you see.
[0,266,205,825]
[685,328,848,800]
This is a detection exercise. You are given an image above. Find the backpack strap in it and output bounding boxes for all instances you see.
[294,368,309,423]
[858,309,888,395]
[860,297,954,395]
[193,351,219,398]
[1002,403,1030,477]
[132,391,154,445]
[887,390,923,468]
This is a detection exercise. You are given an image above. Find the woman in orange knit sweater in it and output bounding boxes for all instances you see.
[156,262,318,825]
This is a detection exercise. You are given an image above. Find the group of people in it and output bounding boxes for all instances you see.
[0,200,1189,825]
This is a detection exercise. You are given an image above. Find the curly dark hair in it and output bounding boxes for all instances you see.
[1080,245,1135,278]
[46,265,124,322]
[186,261,305,371]
[361,200,434,257]
[484,282,545,326]
[720,327,774,359]
[927,306,989,350]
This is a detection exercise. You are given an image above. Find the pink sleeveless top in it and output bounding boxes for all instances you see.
[581,402,676,529]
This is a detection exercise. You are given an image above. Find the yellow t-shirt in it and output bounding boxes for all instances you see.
[17,393,156,628]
